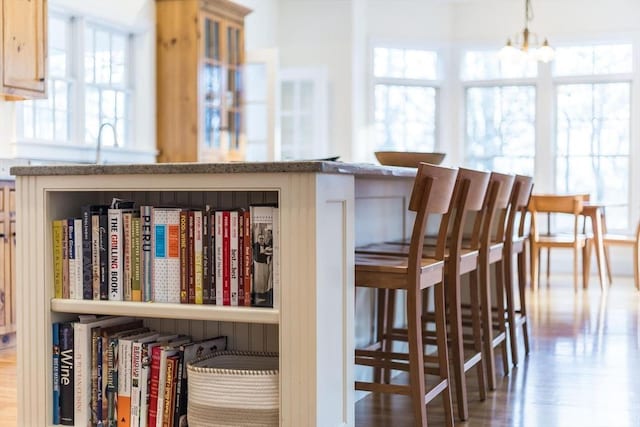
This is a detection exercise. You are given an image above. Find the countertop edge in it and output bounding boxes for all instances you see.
[10,161,417,178]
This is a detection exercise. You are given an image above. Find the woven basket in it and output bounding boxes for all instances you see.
[187,350,279,427]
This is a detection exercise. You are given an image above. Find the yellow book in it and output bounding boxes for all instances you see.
[52,220,64,298]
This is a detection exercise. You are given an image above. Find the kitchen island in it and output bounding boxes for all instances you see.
[12,161,415,427]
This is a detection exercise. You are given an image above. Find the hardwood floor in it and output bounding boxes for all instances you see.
[355,276,640,427]
[0,276,638,426]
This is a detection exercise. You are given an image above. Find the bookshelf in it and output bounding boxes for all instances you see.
[14,164,358,427]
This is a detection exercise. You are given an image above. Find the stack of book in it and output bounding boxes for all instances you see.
[51,200,278,308]
[52,315,227,427]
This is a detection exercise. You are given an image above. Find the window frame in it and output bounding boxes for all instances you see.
[369,43,443,161]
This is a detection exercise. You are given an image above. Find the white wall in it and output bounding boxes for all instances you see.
[278,0,355,160]
[235,0,280,50]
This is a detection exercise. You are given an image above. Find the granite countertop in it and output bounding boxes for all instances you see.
[11,161,418,178]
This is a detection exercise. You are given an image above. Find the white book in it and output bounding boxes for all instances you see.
[152,208,182,303]
[73,316,134,427]
[108,208,123,301]
[74,218,83,299]
[118,331,157,427]
[130,333,160,427]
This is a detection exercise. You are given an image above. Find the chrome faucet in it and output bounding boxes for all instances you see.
[96,122,119,164]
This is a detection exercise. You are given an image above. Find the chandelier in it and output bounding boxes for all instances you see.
[499,0,554,63]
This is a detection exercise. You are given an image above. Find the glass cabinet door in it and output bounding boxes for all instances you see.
[226,22,244,156]
[202,17,222,151]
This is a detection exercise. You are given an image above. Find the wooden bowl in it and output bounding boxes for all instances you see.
[374,151,446,168]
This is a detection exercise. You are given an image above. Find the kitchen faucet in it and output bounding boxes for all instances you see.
[96,122,119,164]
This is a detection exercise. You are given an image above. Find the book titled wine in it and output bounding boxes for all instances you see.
[59,322,74,425]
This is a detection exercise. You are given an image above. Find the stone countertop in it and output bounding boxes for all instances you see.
[10,161,417,178]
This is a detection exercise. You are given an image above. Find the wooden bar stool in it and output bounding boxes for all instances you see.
[357,167,491,421]
[503,175,534,364]
[354,163,457,427]
[461,171,514,390]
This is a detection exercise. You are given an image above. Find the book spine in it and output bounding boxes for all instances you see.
[214,211,223,306]
[92,214,101,300]
[179,210,188,304]
[130,342,143,427]
[109,208,123,301]
[237,210,244,306]
[171,351,185,427]
[223,211,230,306]
[194,210,203,304]
[67,219,76,300]
[74,218,84,300]
[138,342,155,427]
[96,329,105,426]
[52,323,61,425]
[187,211,195,304]
[90,328,100,426]
[52,220,64,299]
[62,220,69,299]
[117,339,134,427]
[99,213,109,300]
[140,206,153,302]
[147,346,162,427]
[202,208,211,304]
[230,210,238,306]
[131,216,142,302]
[243,210,251,306]
[106,336,119,427]
[73,323,89,426]
[123,212,133,302]
[59,322,74,425]
[166,210,181,303]
[81,206,95,299]
[161,355,178,427]
[153,209,168,303]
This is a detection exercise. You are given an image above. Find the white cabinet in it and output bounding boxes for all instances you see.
[15,166,355,426]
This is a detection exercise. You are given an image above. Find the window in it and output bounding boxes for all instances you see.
[554,44,632,228]
[84,25,131,147]
[22,14,72,142]
[20,14,133,150]
[462,51,537,175]
[372,47,439,152]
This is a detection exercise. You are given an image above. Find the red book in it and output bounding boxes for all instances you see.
[223,211,231,306]
[237,210,244,306]
[243,210,251,306]
[188,211,195,304]
[147,345,163,427]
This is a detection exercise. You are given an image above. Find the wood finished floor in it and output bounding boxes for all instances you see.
[355,276,640,427]
[0,277,638,426]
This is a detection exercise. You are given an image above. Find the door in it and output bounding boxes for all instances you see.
[2,0,46,94]
[244,49,279,161]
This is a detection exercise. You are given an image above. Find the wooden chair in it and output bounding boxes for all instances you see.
[357,167,491,421]
[354,162,457,427]
[502,175,534,365]
[529,194,592,292]
[602,220,640,291]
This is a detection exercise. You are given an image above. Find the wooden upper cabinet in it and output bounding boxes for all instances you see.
[0,0,47,99]
[156,0,250,163]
